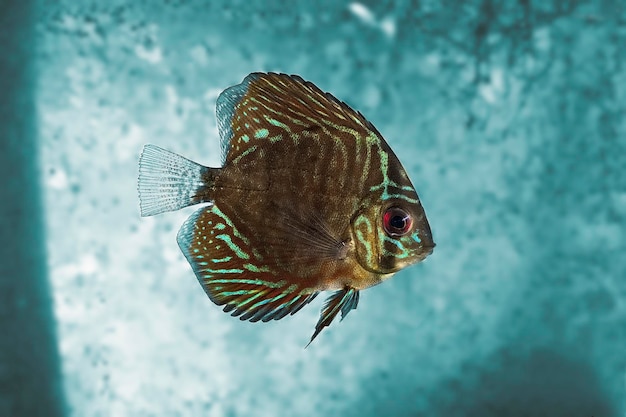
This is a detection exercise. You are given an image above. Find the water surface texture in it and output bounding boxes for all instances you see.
[36,1,625,416]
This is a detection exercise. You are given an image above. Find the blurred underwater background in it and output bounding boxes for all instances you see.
[1,0,625,416]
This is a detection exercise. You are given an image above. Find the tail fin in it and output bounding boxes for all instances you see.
[138,144,214,217]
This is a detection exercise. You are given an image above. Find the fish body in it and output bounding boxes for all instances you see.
[138,73,434,344]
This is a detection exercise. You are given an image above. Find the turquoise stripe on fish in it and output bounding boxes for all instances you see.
[216,234,250,260]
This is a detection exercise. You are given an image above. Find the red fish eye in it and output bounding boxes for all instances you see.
[383,207,413,237]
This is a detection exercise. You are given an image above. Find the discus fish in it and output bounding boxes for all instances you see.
[138,73,434,345]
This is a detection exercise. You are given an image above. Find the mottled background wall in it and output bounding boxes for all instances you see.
[8,0,623,416]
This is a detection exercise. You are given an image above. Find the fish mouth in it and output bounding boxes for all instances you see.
[423,242,436,256]
[410,242,435,265]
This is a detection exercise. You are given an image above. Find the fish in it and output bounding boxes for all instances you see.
[138,72,435,345]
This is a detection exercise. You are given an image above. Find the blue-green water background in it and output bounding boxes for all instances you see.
[7,0,626,416]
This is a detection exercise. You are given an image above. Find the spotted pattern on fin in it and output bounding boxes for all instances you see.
[177,205,319,322]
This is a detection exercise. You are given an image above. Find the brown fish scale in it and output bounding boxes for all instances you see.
[202,132,385,292]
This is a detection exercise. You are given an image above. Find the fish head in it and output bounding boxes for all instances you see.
[351,198,434,275]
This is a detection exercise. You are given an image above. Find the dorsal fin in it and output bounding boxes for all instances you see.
[215,72,384,166]
[216,76,252,164]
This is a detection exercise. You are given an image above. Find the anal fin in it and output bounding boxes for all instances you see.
[306,288,359,347]
[177,204,320,323]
